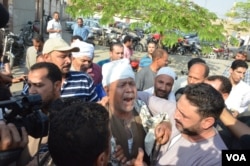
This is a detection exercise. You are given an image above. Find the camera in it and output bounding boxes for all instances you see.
[0,94,48,138]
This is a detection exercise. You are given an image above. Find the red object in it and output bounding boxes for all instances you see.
[153,33,161,40]
[130,59,139,71]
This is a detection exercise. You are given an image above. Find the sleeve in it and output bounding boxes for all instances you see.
[135,70,144,91]
[87,77,98,102]
[47,20,53,30]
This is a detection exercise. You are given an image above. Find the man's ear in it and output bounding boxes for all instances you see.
[54,80,62,91]
[43,53,50,62]
[229,68,233,75]
[103,86,109,96]
[96,152,108,166]
[201,117,215,130]
[222,92,229,100]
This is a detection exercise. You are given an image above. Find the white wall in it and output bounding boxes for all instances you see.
[11,0,36,34]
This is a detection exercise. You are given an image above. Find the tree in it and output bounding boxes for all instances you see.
[66,0,225,49]
[226,0,250,31]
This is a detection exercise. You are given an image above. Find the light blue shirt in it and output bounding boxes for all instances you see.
[73,25,90,41]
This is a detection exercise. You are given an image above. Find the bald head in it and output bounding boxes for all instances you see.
[187,63,209,85]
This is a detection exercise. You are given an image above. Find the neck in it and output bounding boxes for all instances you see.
[150,63,159,72]
[229,76,238,86]
[182,128,216,143]
[108,105,133,120]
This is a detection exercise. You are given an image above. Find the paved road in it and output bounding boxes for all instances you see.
[9,26,242,95]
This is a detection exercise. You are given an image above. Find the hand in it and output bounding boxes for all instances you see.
[154,121,171,145]
[125,148,147,166]
[97,96,109,107]
[12,75,26,83]
[0,121,28,151]
[231,111,239,118]
[113,145,127,164]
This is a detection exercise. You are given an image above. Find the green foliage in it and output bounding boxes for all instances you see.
[230,36,239,47]
[226,0,250,31]
[66,0,225,48]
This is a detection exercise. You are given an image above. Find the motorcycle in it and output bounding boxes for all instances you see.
[1,28,25,68]
[101,29,122,47]
[176,40,202,57]
[20,21,38,46]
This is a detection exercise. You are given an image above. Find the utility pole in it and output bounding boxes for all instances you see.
[39,0,44,36]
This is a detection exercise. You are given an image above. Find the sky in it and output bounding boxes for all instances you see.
[192,0,248,18]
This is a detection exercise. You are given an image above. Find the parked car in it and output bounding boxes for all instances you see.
[229,45,250,61]
[70,19,106,34]
[65,20,75,32]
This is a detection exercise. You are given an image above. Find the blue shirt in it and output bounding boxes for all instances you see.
[139,55,152,67]
[73,25,90,41]
[22,71,98,102]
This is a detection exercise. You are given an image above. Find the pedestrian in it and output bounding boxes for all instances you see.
[47,11,62,39]
[73,18,90,41]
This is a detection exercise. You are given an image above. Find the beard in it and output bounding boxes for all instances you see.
[155,89,168,99]
[175,120,199,136]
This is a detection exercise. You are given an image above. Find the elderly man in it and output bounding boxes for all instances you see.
[136,48,169,91]
[101,58,174,165]
[148,83,227,166]
[22,38,98,102]
[97,42,124,67]
[175,62,209,101]
[71,40,104,99]
[138,67,176,102]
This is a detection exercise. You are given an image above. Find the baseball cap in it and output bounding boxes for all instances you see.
[42,38,79,54]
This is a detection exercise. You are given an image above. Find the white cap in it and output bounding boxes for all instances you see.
[71,40,94,59]
[102,59,135,87]
[42,38,79,54]
[157,67,176,80]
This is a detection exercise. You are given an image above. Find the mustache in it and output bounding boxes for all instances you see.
[175,119,183,126]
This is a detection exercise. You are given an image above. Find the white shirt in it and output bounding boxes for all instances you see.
[144,87,176,102]
[47,19,62,38]
[225,80,250,114]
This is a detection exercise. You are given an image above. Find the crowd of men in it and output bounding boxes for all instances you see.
[1,8,250,166]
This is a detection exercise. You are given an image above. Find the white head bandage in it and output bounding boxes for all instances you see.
[102,59,135,86]
[71,40,94,59]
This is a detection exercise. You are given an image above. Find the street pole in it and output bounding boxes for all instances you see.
[39,0,44,36]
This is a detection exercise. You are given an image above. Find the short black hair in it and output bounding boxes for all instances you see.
[30,62,62,83]
[123,35,132,44]
[187,58,206,70]
[205,75,232,94]
[32,34,44,43]
[48,102,110,166]
[184,83,225,120]
[109,42,123,51]
[231,60,248,70]
[71,35,83,42]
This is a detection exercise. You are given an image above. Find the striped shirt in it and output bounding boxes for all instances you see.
[22,71,98,102]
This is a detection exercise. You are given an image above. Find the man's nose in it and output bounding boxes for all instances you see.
[28,86,37,94]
